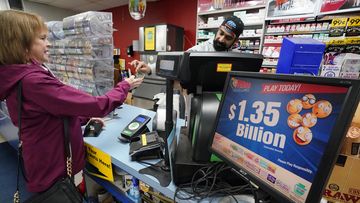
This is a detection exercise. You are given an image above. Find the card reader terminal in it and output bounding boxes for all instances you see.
[120,114,151,141]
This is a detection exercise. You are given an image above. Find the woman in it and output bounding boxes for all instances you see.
[0,10,148,195]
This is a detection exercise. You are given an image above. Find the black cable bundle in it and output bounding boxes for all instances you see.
[174,162,260,203]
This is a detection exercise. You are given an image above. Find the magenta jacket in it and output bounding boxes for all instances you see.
[0,61,130,192]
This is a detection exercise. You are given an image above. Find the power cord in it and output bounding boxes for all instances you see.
[174,162,259,202]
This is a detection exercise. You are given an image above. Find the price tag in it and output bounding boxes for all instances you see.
[332,39,346,45]
[346,17,360,37]
[347,17,360,27]
[330,18,348,37]
[350,37,360,44]
[330,18,348,28]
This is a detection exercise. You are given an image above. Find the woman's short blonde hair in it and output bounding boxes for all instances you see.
[0,10,48,65]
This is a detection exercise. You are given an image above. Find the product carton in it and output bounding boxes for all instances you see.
[323,155,360,203]
[339,53,360,79]
[341,102,360,157]
[139,181,173,203]
[323,103,360,203]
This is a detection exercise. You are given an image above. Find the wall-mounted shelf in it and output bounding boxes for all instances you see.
[238,46,260,50]
[318,8,360,16]
[263,56,279,59]
[198,5,265,16]
[265,14,316,21]
[197,37,211,40]
[198,22,263,30]
[239,35,262,39]
[263,43,282,46]
[264,30,330,36]
[262,64,277,68]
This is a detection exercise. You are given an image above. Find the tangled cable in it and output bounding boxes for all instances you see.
[174,162,260,202]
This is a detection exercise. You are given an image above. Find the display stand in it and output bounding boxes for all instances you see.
[139,79,174,187]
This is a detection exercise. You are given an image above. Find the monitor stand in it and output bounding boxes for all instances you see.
[139,159,171,187]
[139,79,174,187]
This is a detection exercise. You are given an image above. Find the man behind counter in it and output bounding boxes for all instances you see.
[130,15,244,74]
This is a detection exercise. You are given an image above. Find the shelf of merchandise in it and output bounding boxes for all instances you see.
[198,4,266,16]
[239,35,263,39]
[198,22,263,29]
[197,36,210,39]
[262,55,279,58]
[261,17,332,72]
[238,46,260,50]
[264,14,317,21]
[261,64,277,68]
[264,30,330,36]
[196,4,266,54]
[317,8,360,16]
[263,42,282,46]
[260,8,360,73]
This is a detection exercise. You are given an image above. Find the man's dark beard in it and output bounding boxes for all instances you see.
[213,39,229,51]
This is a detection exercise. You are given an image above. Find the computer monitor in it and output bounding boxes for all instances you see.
[179,52,263,94]
[209,71,360,203]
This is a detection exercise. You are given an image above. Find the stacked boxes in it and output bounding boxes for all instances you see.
[46,11,114,96]
[323,155,360,203]
[323,103,360,202]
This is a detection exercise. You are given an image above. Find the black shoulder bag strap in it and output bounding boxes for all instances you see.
[63,117,74,182]
[13,80,23,203]
[14,81,75,203]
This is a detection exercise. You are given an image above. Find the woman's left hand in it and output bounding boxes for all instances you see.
[87,117,105,127]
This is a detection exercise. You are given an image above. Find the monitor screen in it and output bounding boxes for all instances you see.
[180,52,263,94]
[209,71,360,203]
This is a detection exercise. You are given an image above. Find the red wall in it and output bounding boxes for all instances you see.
[104,0,197,69]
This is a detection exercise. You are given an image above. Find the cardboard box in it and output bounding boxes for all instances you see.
[341,103,360,157]
[323,103,360,203]
[323,155,360,203]
[321,65,342,77]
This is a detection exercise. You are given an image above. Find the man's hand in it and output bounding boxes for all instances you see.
[129,59,151,75]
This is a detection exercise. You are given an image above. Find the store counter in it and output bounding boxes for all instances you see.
[84,104,183,201]
[1,102,253,202]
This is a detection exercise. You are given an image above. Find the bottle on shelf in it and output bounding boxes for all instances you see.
[127,177,141,203]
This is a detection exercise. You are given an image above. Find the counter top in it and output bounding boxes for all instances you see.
[84,104,183,199]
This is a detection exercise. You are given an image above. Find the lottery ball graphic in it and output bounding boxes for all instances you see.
[313,100,332,118]
[301,112,317,128]
[287,114,302,129]
[293,126,313,145]
[287,99,303,114]
[302,94,316,109]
